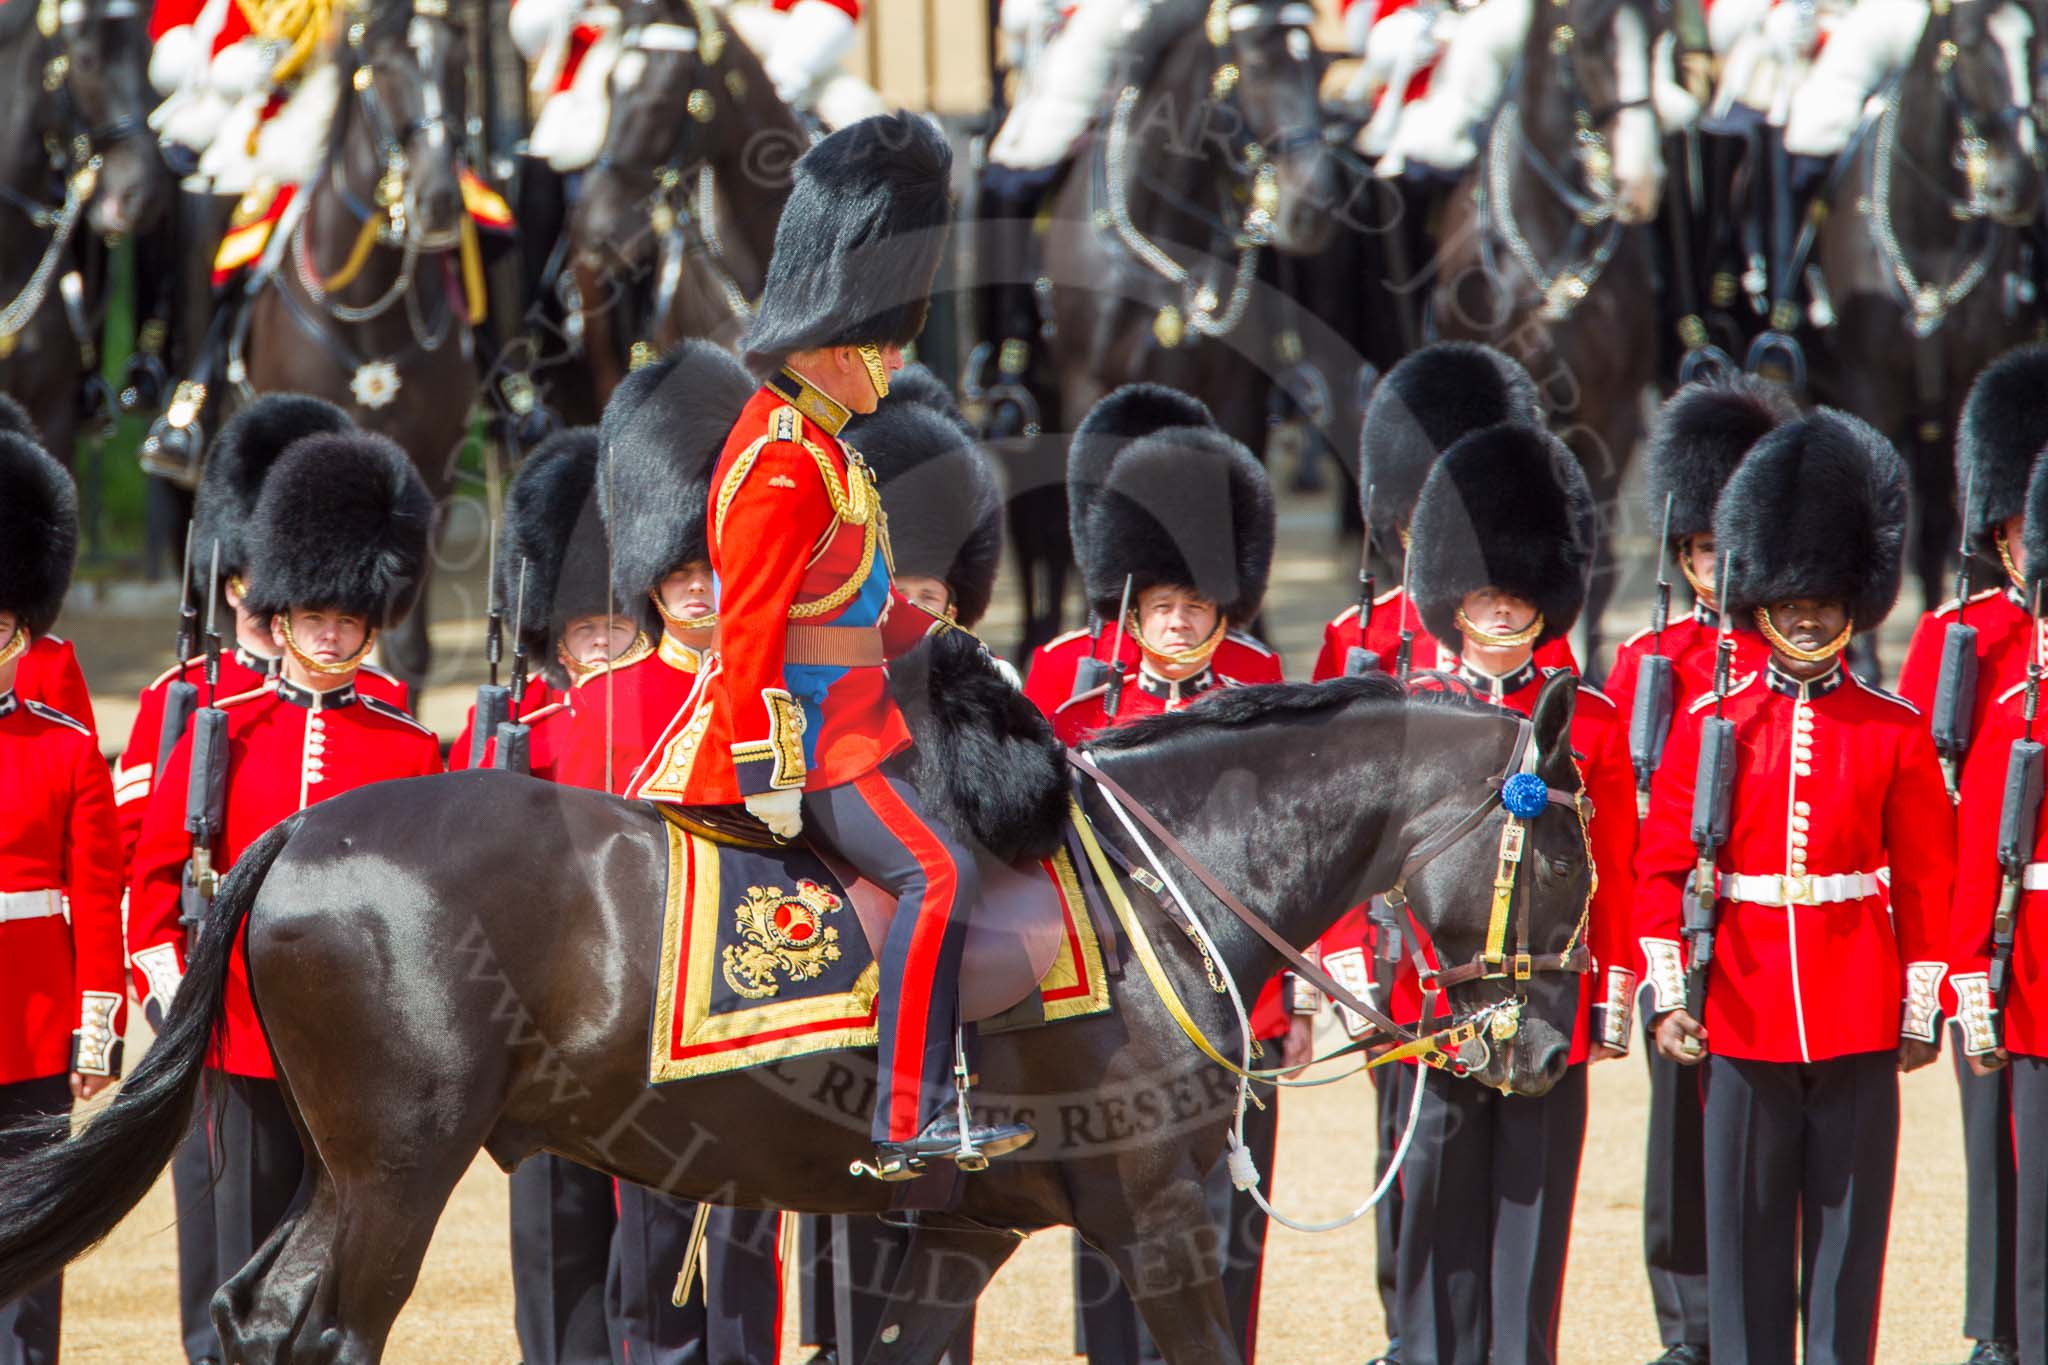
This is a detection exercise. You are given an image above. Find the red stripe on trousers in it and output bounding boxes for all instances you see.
[856,769,962,1141]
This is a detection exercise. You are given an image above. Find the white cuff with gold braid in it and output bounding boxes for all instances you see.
[1901,961,1946,1044]
[1597,967,1638,1052]
[73,990,122,1077]
[1640,937,1686,1015]
[1951,972,2000,1056]
[133,942,185,1016]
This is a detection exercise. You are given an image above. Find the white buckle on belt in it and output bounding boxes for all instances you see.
[2021,864,2048,892]
[0,890,64,922]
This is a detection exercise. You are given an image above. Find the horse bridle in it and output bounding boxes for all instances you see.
[332,0,463,250]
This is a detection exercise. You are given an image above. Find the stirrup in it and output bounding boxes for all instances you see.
[849,1150,928,1182]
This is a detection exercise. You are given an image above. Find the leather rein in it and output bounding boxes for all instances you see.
[1067,715,1593,1075]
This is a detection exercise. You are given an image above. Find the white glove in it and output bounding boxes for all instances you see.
[746,787,805,840]
[761,0,858,105]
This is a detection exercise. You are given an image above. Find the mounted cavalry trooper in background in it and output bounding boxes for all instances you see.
[1043,382,1306,1365]
[0,400,93,730]
[1022,385,1283,723]
[128,422,443,1303]
[628,111,1036,1179]
[1894,344,2048,1365]
[0,420,122,1365]
[1636,408,1952,1365]
[1952,447,2048,1365]
[1398,417,1638,1365]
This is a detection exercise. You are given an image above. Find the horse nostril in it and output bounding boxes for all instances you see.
[1542,1046,1569,1084]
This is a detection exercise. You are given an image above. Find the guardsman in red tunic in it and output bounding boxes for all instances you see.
[1022,385,1283,716]
[130,429,442,1291]
[1893,346,2048,1365]
[630,113,1032,1178]
[1051,387,1281,746]
[1952,453,2048,1365]
[1601,375,1786,1365]
[0,427,124,1365]
[1636,410,1952,1365]
[115,396,413,867]
[1391,420,1636,1365]
[1312,343,1577,684]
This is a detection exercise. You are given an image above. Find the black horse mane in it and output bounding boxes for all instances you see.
[1084,672,1406,754]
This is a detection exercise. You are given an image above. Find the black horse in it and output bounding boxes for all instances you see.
[1801,0,2043,612]
[562,0,803,411]
[1430,0,1666,671]
[237,0,480,695]
[0,672,1594,1363]
[0,0,169,463]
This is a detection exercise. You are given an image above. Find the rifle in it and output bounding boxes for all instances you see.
[1072,612,1111,697]
[1393,549,1417,680]
[181,542,231,942]
[156,522,201,775]
[491,559,534,776]
[1102,574,1135,719]
[469,521,511,767]
[1344,483,1382,677]
[1629,494,1679,817]
[1932,471,1981,799]
[1681,552,1738,1044]
[1991,582,2046,1014]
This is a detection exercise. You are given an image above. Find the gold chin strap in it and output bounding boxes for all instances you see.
[1998,531,2024,589]
[1754,608,1853,663]
[650,587,718,634]
[560,630,654,684]
[1132,613,1227,669]
[1678,549,1717,608]
[1455,608,1545,650]
[855,344,891,399]
[0,627,29,673]
[279,617,377,676]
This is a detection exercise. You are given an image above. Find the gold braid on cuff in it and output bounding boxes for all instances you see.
[1454,609,1545,649]
[1753,609,1852,663]
[279,617,377,675]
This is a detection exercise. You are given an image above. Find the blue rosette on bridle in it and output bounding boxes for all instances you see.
[1501,771,1551,820]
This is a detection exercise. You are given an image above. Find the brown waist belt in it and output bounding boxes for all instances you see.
[784,623,885,668]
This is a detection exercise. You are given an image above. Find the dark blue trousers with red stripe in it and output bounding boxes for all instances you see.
[803,756,980,1145]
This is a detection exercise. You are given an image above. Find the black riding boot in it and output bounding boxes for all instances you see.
[968,162,1058,430]
[139,188,239,487]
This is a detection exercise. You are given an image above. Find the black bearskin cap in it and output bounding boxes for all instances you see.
[597,340,755,631]
[0,431,77,638]
[192,393,354,592]
[740,112,954,373]
[1644,375,1796,550]
[1959,344,2048,554]
[1715,408,1907,631]
[845,399,1004,628]
[1068,384,1217,565]
[498,429,613,680]
[1408,423,1594,649]
[241,431,434,628]
[1080,424,1274,626]
[1360,342,1541,557]
[0,394,40,444]
[2024,452,2048,606]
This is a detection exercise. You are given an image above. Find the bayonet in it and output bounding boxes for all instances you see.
[1345,483,1381,676]
[1394,548,1416,680]
[202,539,222,708]
[1934,468,1981,798]
[1103,573,1134,719]
[1629,494,1680,814]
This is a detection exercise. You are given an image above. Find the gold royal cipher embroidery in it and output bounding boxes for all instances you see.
[721,880,846,999]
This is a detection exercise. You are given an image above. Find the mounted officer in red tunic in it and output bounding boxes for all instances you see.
[634,111,1034,1179]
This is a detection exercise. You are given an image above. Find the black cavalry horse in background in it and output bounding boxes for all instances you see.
[239,1,480,695]
[993,0,1340,657]
[1431,0,1665,670]
[563,0,803,412]
[0,0,169,463]
[1800,0,2043,612]
[0,672,1596,1364]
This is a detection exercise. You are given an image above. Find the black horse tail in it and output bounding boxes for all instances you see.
[0,815,298,1301]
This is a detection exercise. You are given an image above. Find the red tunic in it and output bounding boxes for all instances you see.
[1021,627,1283,719]
[1896,586,2041,762]
[1603,605,1771,727]
[449,675,572,783]
[148,0,252,49]
[0,692,125,1085]
[129,677,443,1077]
[633,377,925,806]
[561,637,704,794]
[1635,664,1955,1062]
[1950,682,2048,1055]
[1310,587,1577,683]
[15,635,95,734]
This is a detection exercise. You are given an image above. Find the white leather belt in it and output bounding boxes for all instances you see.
[2022,864,2048,891]
[0,890,64,922]
[1719,872,1882,907]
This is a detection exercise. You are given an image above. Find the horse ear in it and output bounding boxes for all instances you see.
[1531,670,1579,783]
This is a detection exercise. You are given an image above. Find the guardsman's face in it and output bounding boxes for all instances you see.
[2001,514,2027,580]
[277,608,368,664]
[658,562,716,627]
[562,614,639,666]
[894,574,954,621]
[1765,598,1849,677]
[1684,534,1718,603]
[1135,585,1220,658]
[1461,587,1538,638]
